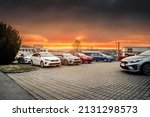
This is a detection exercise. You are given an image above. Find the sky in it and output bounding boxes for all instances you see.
[1,0,150,49]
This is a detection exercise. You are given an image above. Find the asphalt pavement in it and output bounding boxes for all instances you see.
[0,71,34,100]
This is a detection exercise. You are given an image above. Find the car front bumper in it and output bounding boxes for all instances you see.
[68,60,81,64]
[120,62,140,72]
[24,59,31,64]
[82,59,93,63]
[44,61,61,66]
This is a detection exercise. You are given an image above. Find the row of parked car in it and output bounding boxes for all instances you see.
[16,51,115,65]
[16,50,150,75]
[16,52,111,68]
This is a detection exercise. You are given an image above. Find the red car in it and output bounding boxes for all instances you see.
[73,52,93,63]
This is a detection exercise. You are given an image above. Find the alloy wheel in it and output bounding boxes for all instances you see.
[142,64,150,76]
[40,61,44,68]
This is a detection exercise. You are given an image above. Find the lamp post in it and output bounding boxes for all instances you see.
[117,42,120,61]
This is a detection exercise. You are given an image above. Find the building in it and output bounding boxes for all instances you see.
[122,46,150,56]
[19,45,48,54]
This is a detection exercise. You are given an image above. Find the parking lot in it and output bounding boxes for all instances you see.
[8,62,150,100]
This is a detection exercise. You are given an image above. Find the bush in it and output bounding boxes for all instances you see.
[0,22,21,65]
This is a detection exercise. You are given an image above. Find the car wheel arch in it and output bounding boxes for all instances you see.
[31,60,34,65]
[63,59,69,65]
[140,62,150,75]
[40,61,45,67]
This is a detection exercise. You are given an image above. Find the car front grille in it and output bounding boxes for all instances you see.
[131,65,138,70]
[74,59,80,61]
[51,60,59,62]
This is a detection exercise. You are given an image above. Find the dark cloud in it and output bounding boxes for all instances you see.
[1,0,150,15]
[0,0,150,43]
[0,0,150,22]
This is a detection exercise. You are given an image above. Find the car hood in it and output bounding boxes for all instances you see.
[80,56,92,59]
[122,55,146,61]
[24,55,32,59]
[65,56,80,59]
[41,56,60,60]
[104,55,113,59]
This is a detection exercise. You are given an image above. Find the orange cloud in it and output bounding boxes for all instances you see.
[21,33,150,50]
[22,34,48,46]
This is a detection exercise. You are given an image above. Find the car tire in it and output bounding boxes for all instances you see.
[93,59,97,62]
[63,60,68,65]
[104,59,108,62]
[17,60,21,64]
[40,61,44,68]
[142,63,150,76]
[31,60,34,66]
[108,60,112,62]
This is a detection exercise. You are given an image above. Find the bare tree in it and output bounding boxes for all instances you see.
[72,39,81,52]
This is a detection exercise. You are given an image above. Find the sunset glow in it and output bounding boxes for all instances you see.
[21,33,150,50]
[1,0,150,50]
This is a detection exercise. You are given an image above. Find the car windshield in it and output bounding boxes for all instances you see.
[63,53,73,57]
[139,50,150,56]
[40,53,54,57]
[24,54,32,57]
[78,53,86,56]
[101,53,110,57]
[101,53,106,56]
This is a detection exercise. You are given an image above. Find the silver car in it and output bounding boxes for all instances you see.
[55,53,81,65]
[120,50,150,75]
[16,53,32,64]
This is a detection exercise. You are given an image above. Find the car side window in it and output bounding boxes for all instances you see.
[33,54,38,57]
[99,54,103,56]
[92,53,97,56]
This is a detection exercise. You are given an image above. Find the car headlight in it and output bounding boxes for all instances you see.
[24,58,30,60]
[129,59,143,63]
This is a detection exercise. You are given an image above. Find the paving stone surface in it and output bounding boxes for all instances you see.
[8,62,150,100]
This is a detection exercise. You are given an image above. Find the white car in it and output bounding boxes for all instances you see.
[120,50,150,75]
[23,54,32,63]
[30,52,61,67]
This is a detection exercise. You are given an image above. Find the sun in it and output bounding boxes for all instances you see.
[75,35,85,40]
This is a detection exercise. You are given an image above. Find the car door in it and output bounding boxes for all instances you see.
[92,53,100,61]
[32,54,39,65]
[36,54,42,65]
[98,54,104,61]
